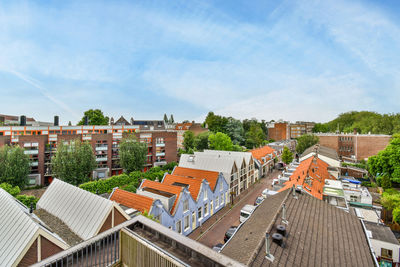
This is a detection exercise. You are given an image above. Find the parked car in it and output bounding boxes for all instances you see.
[262,188,278,199]
[212,243,223,253]
[254,196,264,206]
[240,204,256,223]
[224,226,237,243]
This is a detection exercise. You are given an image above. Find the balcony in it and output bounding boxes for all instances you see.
[96,157,108,162]
[156,143,165,147]
[95,146,108,151]
[156,152,165,157]
[24,150,39,155]
[29,161,39,167]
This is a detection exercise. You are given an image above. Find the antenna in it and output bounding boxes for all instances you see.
[282,203,289,225]
[265,232,275,262]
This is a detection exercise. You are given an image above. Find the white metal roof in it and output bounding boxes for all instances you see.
[202,150,253,166]
[37,179,114,240]
[0,188,39,266]
[179,154,236,182]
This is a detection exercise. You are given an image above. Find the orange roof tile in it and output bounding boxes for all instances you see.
[250,146,276,165]
[163,174,203,201]
[140,180,183,214]
[110,188,153,213]
[278,156,335,200]
[172,166,220,191]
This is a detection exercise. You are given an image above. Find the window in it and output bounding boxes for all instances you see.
[198,207,202,219]
[216,196,219,207]
[204,189,207,200]
[221,193,224,205]
[204,203,209,216]
[183,200,189,212]
[184,215,190,230]
[176,220,182,233]
[381,248,393,259]
[220,179,223,191]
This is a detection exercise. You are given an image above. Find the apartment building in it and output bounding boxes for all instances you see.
[317,133,391,160]
[0,118,177,186]
[267,121,289,141]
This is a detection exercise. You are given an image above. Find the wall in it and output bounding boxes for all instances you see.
[356,136,390,160]
[40,236,64,260]
[18,239,38,267]
[268,123,288,141]
[370,239,400,264]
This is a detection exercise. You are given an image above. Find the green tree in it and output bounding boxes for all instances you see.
[194,132,211,151]
[208,132,233,151]
[368,134,400,184]
[51,140,97,186]
[170,114,175,124]
[183,131,195,151]
[78,109,109,125]
[204,112,228,133]
[296,134,319,154]
[245,123,266,148]
[225,117,245,145]
[119,134,147,173]
[381,174,392,189]
[0,145,30,188]
[281,146,294,164]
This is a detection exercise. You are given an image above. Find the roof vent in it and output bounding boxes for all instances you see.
[272,233,284,247]
[276,225,287,237]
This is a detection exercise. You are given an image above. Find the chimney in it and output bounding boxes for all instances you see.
[84,116,89,125]
[20,115,26,126]
[54,115,59,126]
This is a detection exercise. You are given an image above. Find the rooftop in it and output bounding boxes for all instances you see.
[110,188,154,213]
[364,221,400,245]
[162,174,203,201]
[172,166,220,191]
[250,145,276,165]
[222,189,375,266]
[140,180,183,214]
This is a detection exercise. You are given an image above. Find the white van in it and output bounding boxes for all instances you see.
[240,204,256,223]
[262,189,278,199]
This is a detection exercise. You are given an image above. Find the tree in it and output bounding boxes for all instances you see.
[163,114,169,124]
[0,145,30,188]
[0,182,21,197]
[296,134,319,154]
[204,112,228,133]
[368,134,400,184]
[183,131,195,151]
[51,140,97,186]
[245,123,266,148]
[225,117,245,145]
[381,174,392,189]
[170,114,175,124]
[194,132,211,151]
[119,134,147,173]
[208,132,233,151]
[281,146,294,164]
[78,109,109,125]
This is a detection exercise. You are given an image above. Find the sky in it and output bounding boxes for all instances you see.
[0,0,399,125]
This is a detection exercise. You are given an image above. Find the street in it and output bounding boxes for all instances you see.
[191,169,281,248]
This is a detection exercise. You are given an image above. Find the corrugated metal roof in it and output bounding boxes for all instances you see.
[179,154,236,177]
[37,179,114,240]
[0,189,39,266]
[201,150,253,167]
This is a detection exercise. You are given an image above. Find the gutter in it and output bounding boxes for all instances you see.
[360,219,380,267]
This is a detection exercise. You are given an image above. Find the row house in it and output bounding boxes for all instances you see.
[110,167,229,236]
[0,122,177,185]
[179,150,256,197]
[250,145,278,178]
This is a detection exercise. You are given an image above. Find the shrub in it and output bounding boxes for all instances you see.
[79,174,136,194]
[16,195,39,209]
[0,183,21,197]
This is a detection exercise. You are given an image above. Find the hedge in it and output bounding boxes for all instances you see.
[16,195,39,209]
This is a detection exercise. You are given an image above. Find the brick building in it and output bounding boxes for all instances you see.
[267,121,289,141]
[175,122,208,149]
[289,121,315,138]
[316,133,391,160]
[0,119,177,186]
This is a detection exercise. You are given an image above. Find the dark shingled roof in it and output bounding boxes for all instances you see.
[222,189,375,267]
[364,221,400,245]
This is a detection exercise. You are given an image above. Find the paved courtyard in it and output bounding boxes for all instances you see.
[188,169,281,248]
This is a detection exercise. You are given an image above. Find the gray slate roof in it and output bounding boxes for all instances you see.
[364,221,400,245]
[301,144,339,161]
[222,189,375,267]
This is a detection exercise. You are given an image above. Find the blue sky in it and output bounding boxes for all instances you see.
[0,0,399,124]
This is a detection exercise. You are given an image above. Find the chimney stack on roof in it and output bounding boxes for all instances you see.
[20,115,26,126]
[54,115,59,126]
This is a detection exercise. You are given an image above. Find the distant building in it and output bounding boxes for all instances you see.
[316,133,391,161]
[267,121,289,141]
[0,118,178,185]
[175,121,208,149]
[250,145,277,178]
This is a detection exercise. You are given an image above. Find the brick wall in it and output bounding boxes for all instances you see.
[114,207,128,226]
[91,133,113,171]
[268,123,288,141]
[356,135,390,160]
[18,239,38,267]
[40,236,64,260]
[318,136,339,152]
